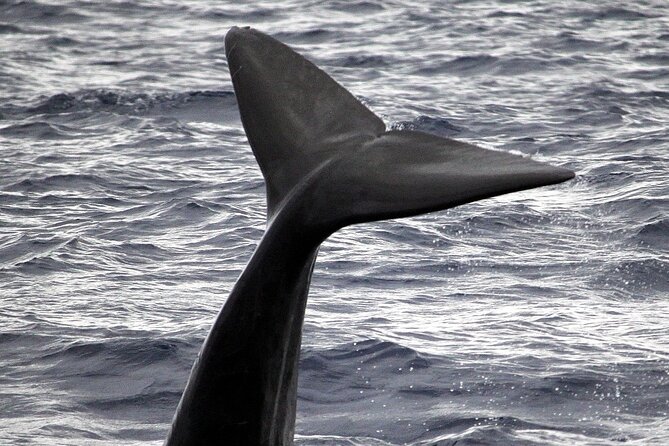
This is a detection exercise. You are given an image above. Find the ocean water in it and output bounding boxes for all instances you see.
[1,0,668,444]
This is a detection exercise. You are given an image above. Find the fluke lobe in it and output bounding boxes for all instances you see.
[164,26,574,446]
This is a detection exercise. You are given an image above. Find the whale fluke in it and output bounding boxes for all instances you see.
[164,26,574,446]
[225,26,573,232]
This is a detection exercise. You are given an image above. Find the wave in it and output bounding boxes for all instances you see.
[0,330,198,436]
[338,54,392,68]
[295,435,395,446]
[323,0,386,13]
[41,35,81,47]
[0,23,25,34]
[1,326,199,367]
[299,339,432,403]
[414,53,582,77]
[487,10,526,18]
[577,7,658,22]
[0,120,80,139]
[417,54,498,76]
[10,89,236,117]
[626,67,669,81]
[273,28,341,44]
[296,336,669,443]
[537,32,622,53]
[568,81,669,109]
[197,5,277,20]
[0,234,78,265]
[304,339,430,367]
[392,115,464,138]
[635,218,669,246]
[0,0,87,24]
[634,53,669,66]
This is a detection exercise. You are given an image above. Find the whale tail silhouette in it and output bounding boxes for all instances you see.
[165,27,574,446]
[225,26,574,237]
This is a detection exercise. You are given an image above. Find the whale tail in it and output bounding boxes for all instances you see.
[225,26,574,234]
[164,27,575,446]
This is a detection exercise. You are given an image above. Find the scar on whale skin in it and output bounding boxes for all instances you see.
[164,26,574,446]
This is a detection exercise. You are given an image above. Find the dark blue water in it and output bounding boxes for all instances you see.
[1,1,668,444]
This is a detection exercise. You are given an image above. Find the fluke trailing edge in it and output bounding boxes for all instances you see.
[164,26,574,445]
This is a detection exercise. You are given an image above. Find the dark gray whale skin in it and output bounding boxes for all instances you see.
[164,26,574,446]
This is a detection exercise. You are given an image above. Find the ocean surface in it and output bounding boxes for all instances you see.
[1,0,668,445]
